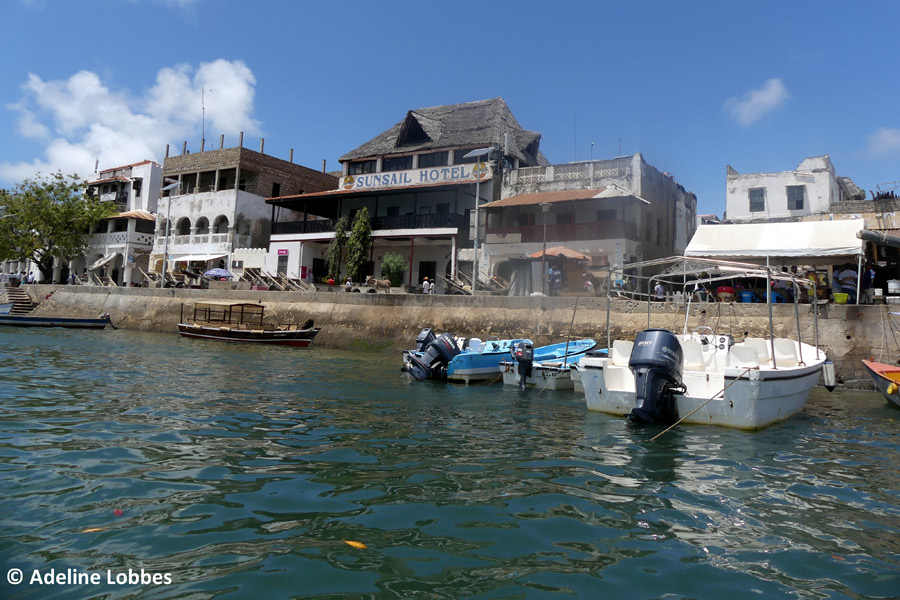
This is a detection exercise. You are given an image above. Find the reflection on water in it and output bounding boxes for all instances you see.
[0,327,898,599]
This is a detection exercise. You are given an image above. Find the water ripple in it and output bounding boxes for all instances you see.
[0,327,897,599]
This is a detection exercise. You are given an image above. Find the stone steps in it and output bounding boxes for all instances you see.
[0,287,37,314]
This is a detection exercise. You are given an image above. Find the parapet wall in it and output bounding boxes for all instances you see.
[23,285,883,389]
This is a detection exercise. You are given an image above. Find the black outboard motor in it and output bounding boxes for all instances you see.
[628,328,685,425]
[415,328,436,352]
[512,342,534,391]
[407,333,462,381]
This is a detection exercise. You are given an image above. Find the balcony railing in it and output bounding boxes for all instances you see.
[272,213,459,235]
[485,220,638,244]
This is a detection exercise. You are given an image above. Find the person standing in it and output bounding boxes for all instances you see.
[422,277,431,294]
[654,281,665,301]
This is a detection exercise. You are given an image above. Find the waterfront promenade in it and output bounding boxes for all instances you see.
[17,284,885,388]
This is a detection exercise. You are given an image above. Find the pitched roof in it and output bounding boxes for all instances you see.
[340,98,548,167]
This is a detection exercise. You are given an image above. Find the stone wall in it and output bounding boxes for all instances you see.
[23,285,888,389]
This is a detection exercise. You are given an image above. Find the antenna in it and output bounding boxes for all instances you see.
[618,137,622,156]
[201,89,213,146]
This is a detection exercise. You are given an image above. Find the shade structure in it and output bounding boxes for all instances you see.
[88,253,118,271]
[172,253,227,263]
[528,246,590,261]
[684,219,866,266]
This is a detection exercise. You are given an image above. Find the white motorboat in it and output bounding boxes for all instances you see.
[576,257,832,430]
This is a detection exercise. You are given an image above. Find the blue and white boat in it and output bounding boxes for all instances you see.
[501,345,607,391]
[403,328,597,384]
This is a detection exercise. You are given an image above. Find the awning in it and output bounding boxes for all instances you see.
[685,219,866,266]
[528,245,590,260]
[171,253,227,263]
[481,189,608,208]
[88,253,118,271]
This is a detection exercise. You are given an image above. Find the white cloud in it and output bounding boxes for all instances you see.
[0,59,260,184]
[865,127,900,157]
[723,78,789,127]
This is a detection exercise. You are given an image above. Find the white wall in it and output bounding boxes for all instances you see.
[726,156,838,221]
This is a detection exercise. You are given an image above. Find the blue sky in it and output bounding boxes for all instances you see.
[2,0,899,218]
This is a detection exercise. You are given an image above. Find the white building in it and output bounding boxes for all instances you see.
[725,155,863,222]
[72,160,163,285]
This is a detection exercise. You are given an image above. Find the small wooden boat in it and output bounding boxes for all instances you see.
[861,359,900,408]
[177,301,319,347]
[0,313,111,329]
[0,303,13,315]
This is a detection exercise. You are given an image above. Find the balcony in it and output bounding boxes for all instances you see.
[485,220,638,244]
[272,213,460,235]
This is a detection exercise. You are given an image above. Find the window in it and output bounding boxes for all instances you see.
[749,188,765,212]
[386,206,400,216]
[436,203,450,214]
[419,206,431,214]
[787,185,805,210]
[418,151,449,168]
[382,156,413,172]
[277,255,288,276]
[349,160,376,175]
[517,212,535,227]
[271,182,281,197]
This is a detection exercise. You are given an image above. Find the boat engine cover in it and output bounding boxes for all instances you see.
[416,328,436,352]
[628,328,684,425]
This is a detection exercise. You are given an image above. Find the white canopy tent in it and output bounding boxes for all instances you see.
[685,219,867,303]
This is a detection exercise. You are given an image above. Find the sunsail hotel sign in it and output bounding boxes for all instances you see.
[340,163,491,191]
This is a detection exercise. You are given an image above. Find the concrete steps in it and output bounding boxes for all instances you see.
[0,287,37,314]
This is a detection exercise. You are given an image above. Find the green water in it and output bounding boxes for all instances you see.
[0,328,897,599]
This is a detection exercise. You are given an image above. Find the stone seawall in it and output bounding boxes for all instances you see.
[21,285,887,389]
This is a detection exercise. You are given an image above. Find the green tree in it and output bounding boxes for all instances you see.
[345,206,372,283]
[380,251,407,287]
[0,172,115,280]
[324,216,348,281]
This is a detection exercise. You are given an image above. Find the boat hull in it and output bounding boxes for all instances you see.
[0,315,109,328]
[446,338,596,384]
[578,353,825,430]
[861,359,900,408]
[500,361,575,390]
[178,324,320,347]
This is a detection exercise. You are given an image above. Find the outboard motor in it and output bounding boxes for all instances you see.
[415,328,436,352]
[628,328,685,425]
[406,333,462,381]
[512,342,534,391]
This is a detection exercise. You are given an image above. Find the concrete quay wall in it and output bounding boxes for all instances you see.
[23,285,886,389]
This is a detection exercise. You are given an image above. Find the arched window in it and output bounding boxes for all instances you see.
[195,217,210,234]
[213,215,229,233]
[176,217,191,235]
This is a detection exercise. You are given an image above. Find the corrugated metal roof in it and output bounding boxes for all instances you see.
[481,188,608,208]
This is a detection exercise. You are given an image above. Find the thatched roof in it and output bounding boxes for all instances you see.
[340,98,548,167]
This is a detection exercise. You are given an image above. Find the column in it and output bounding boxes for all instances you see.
[52,257,62,284]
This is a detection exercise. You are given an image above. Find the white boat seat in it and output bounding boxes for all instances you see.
[468,338,484,352]
[681,339,706,371]
[728,345,759,368]
[611,340,634,367]
[773,338,799,367]
[743,337,771,363]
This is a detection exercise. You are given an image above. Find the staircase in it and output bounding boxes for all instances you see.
[1,287,37,314]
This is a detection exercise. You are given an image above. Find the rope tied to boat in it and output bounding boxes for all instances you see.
[651,366,755,442]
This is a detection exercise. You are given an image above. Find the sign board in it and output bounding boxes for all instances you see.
[277,249,289,256]
[340,163,492,192]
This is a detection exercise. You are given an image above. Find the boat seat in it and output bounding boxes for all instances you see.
[773,338,798,367]
[468,338,484,352]
[681,339,706,371]
[728,345,759,368]
[743,337,771,363]
[611,340,634,367]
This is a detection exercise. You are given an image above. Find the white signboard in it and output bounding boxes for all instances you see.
[340,163,491,192]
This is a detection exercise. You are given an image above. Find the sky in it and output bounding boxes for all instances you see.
[1,0,899,218]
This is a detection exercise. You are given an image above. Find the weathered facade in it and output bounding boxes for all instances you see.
[725,156,865,222]
[151,140,336,276]
[266,98,547,289]
[481,153,698,291]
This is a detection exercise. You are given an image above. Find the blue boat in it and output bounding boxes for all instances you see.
[403,328,596,384]
[0,313,111,329]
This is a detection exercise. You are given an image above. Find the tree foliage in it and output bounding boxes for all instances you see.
[0,172,115,279]
[380,251,407,287]
[324,216,348,281]
[345,207,372,283]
